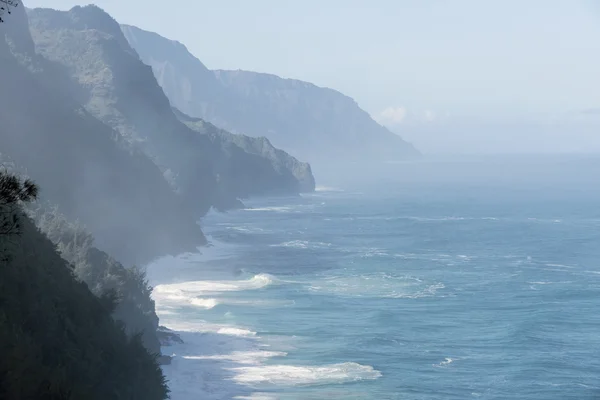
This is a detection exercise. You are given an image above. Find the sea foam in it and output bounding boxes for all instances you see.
[230,362,382,387]
[154,273,276,297]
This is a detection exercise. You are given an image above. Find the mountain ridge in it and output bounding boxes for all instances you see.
[28,6,315,217]
[121,24,421,169]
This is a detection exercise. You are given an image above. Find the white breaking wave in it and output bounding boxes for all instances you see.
[434,358,455,368]
[154,273,276,297]
[217,328,258,337]
[545,263,576,269]
[245,206,294,212]
[228,226,267,234]
[315,185,345,192]
[230,362,381,387]
[189,298,219,309]
[156,314,380,398]
[156,318,259,337]
[271,240,333,250]
[152,274,278,317]
[234,395,279,400]
[157,322,266,400]
[185,350,287,364]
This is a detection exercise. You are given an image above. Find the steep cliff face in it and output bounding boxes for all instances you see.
[0,5,205,266]
[121,24,420,168]
[27,6,315,217]
[121,24,224,117]
[173,108,315,195]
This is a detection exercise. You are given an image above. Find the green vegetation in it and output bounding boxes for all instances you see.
[0,172,169,399]
[32,206,162,356]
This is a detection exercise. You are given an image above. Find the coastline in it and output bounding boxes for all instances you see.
[145,233,382,399]
[144,196,384,399]
[145,242,275,399]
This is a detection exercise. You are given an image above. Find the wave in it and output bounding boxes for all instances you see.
[271,240,333,250]
[217,328,258,337]
[433,358,455,368]
[233,395,279,400]
[227,225,268,234]
[527,217,563,223]
[185,350,287,364]
[315,185,345,192]
[230,362,381,387]
[152,274,278,316]
[545,263,576,269]
[407,216,499,222]
[309,272,445,299]
[155,273,277,297]
[189,298,219,309]
[244,206,294,212]
[158,318,379,398]
[157,323,263,400]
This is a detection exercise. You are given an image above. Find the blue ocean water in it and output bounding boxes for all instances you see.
[149,156,600,400]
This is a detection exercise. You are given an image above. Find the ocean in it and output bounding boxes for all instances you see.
[146,155,600,400]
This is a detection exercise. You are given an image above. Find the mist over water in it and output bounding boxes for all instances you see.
[147,155,600,399]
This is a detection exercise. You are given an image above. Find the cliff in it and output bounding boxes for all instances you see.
[121,24,420,169]
[0,6,204,266]
[173,107,315,196]
[27,6,315,218]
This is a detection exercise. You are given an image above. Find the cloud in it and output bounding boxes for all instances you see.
[375,106,407,125]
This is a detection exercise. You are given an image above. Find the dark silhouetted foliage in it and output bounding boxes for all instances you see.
[0,176,169,400]
[0,1,18,23]
[0,170,38,235]
[32,205,163,356]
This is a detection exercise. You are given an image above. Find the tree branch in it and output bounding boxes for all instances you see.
[0,1,19,23]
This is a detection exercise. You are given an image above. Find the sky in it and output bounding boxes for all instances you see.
[25,0,600,154]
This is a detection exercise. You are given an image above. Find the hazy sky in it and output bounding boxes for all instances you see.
[25,0,600,153]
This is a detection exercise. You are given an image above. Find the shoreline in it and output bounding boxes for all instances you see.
[144,204,383,399]
[145,243,270,399]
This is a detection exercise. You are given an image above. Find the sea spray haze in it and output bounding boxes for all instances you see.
[146,156,600,399]
[4,0,600,399]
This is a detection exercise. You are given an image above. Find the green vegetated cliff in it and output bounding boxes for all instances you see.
[31,205,163,358]
[27,5,315,215]
[174,107,315,198]
[121,24,420,169]
[0,174,168,400]
[0,4,205,267]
